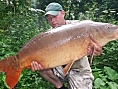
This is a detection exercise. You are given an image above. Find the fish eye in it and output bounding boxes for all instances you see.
[106,24,111,29]
[107,26,110,28]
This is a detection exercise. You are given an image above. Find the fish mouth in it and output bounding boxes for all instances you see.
[114,27,118,39]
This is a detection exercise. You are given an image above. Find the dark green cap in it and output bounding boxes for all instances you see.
[45,2,63,16]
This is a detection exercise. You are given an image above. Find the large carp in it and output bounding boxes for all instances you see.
[0,20,118,89]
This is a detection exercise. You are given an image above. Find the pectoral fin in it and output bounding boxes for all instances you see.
[89,46,95,65]
[63,60,75,76]
[89,34,101,65]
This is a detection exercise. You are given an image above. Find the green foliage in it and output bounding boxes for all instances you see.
[15,70,54,89]
[0,0,51,89]
[0,0,118,89]
[93,67,118,89]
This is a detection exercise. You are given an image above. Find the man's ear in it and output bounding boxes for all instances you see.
[61,10,65,17]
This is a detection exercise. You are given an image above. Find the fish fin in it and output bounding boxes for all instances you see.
[63,60,75,76]
[5,66,22,89]
[89,33,102,65]
[89,46,95,65]
[0,56,22,89]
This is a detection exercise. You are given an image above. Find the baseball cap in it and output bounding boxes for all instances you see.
[45,2,63,16]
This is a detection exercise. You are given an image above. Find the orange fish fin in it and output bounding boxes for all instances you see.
[5,67,22,89]
[89,46,95,65]
[63,60,75,76]
[0,56,22,89]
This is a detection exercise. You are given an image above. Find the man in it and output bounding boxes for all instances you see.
[31,2,102,89]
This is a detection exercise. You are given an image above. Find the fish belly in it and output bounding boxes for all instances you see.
[35,39,88,69]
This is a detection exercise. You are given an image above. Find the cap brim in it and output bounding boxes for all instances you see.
[45,11,59,16]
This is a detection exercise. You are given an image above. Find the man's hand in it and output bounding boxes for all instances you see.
[87,45,102,56]
[88,34,102,56]
[87,44,102,65]
[31,61,43,71]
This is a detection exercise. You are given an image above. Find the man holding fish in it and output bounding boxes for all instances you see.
[31,2,102,89]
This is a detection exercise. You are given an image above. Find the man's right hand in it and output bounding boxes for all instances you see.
[31,61,43,71]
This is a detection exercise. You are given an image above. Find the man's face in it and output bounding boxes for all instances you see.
[46,11,65,28]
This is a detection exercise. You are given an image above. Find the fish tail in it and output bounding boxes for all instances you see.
[0,56,22,89]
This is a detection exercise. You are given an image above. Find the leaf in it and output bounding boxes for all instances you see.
[99,74,107,82]
[99,86,107,89]
[108,82,118,89]
[104,67,118,80]
[94,78,105,88]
